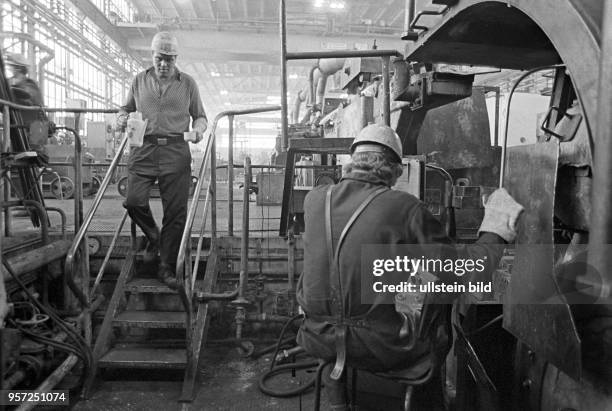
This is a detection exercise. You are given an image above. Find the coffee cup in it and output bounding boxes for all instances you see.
[183,130,198,143]
[127,112,146,147]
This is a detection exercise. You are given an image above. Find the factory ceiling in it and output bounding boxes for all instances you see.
[90,0,410,125]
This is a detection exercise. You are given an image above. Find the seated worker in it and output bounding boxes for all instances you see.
[296,124,524,409]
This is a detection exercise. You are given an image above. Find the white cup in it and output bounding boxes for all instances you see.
[127,112,146,147]
[183,130,198,143]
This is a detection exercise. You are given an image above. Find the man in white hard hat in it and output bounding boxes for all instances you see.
[116,31,207,288]
[296,124,524,409]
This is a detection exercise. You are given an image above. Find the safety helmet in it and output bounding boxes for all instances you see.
[350,124,403,162]
[5,53,29,69]
[151,32,179,56]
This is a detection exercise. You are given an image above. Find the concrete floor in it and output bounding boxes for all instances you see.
[74,347,322,411]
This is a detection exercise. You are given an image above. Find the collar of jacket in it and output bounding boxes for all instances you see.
[340,170,390,187]
[145,66,183,81]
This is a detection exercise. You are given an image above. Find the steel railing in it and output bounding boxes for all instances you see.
[0,98,120,308]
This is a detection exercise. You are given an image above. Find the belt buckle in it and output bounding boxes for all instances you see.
[158,137,168,146]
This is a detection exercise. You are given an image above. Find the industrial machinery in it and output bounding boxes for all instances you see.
[274,1,612,410]
[2,0,612,410]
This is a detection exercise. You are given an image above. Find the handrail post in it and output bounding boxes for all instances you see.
[280,0,288,152]
[211,133,217,242]
[228,114,234,236]
[382,55,391,126]
[3,105,11,237]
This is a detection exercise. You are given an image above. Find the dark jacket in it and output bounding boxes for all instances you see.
[296,171,504,371]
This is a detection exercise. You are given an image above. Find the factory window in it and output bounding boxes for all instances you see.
[2,0,142,126]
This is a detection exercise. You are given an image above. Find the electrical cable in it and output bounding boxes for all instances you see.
[2,257,92,394]
[258,313,322,398]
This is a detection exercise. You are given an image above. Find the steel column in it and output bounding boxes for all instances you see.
[228,114,234,236]
[382,55,391,126]
[588,0,612,304]
[280,0,288,152]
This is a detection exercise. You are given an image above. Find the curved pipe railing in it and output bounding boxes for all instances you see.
[175,105,281,292]
[64,132,127,307]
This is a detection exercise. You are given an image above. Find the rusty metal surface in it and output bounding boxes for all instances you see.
[502,142,582,380]
[417,88,494,169]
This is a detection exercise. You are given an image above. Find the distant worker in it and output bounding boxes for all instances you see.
[296,124,524,409]
[116,32,208,288]
[5,53,49,162]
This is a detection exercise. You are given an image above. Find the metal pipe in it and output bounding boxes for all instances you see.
[286,49,400,60]
[280,0,289,152]
[90,210,128,298]
[287,228,295,292]
[211,133,217,243]
[409,7,449,32]
[382,56,391,126]
[175,106,281,281]
[228,114,234,236]
[15,354,78,411]
[192,189,211,293]
[3,105,11,238]
[0,98,118,114]
[499,64,566,188]
[65,133,129,308]
[44,207,67,239]
[588,0,612,304]
[239,157,251,301]
[494,87,500,146]
[1,200,49,245]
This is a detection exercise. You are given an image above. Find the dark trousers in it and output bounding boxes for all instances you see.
[124,140,191,272]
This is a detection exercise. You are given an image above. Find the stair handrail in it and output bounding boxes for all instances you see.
[176,105,281,298]
[64,131,128,307]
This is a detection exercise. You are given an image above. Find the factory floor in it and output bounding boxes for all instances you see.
[72,345,444,411]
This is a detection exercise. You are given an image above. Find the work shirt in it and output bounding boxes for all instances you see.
[121,67,206,138]
[296,171,504,371]
[11,77,45,127]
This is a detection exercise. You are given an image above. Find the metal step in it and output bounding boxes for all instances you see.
[125,278,178,294]
[98,347,186,369]
[113,311,186,328]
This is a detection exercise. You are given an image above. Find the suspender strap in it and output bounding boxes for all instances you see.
[324,185,388,380]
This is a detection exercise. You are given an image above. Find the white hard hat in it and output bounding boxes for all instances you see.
[351,124,403,162]
[151,32,179,55]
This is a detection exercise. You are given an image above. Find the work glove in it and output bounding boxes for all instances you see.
[115,112,128,132]
[477,188,524,242]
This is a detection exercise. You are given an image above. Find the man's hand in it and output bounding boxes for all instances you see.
[478,188,524,242]
[195,130,205,143]
[115,112,128,132]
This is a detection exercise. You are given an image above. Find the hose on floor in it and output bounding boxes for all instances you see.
[257,313,321,398]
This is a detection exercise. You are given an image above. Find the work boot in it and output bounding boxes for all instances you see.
[142,229,160,264]
[158,263,179,290]
[142,238,159,264]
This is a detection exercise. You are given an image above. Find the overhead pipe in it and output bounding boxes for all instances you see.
[291,88,308,124]
[314,58,345,110]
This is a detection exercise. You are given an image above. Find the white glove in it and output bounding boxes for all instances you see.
[478,188,524,242]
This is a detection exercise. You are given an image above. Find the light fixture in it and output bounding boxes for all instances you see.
[220,90,228,95]
[289,73,299,79]
[210,71,221,77]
